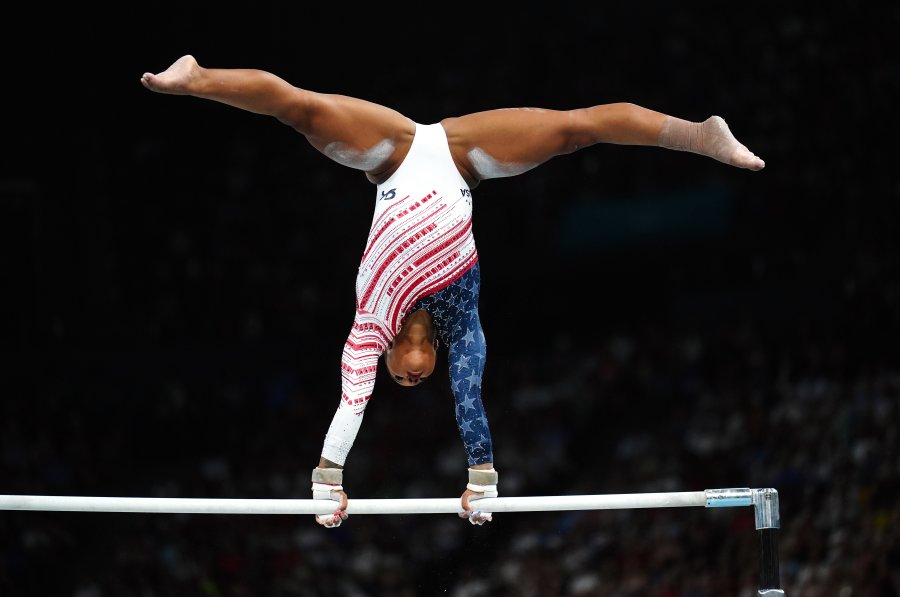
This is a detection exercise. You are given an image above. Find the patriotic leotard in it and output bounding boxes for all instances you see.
[321,123,493,467]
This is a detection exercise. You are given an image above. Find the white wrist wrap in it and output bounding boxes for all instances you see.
[467,468,498,498]
[466,483,498,495]
[311,468,344,501]
[311,482,343,501]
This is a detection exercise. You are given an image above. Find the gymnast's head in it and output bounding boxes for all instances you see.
[385,309,439,387]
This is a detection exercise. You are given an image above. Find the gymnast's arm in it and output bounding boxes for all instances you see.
[321,313,387,462]
[441,102,765,186]
[141,54,415,182]
[311,312,388,527]
[442,317,497,525]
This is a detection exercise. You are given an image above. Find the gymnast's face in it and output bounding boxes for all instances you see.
[385,310,438,387]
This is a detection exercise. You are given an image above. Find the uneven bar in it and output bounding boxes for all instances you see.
[0,491,714,515]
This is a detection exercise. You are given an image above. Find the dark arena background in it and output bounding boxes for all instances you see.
[2,4,898,596]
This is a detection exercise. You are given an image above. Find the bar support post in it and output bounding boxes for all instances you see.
[752,488,785,596]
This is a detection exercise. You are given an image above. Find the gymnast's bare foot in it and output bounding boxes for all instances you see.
[704,116,766,171]
[141,55,200,95]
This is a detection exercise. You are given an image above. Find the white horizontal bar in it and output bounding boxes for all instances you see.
[0,491,712,515]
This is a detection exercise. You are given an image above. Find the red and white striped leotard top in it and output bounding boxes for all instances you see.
[322,122,478,465]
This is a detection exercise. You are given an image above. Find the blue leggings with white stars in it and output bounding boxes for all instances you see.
[412,262,493,465]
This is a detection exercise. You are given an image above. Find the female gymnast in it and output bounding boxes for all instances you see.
[141,54,764,528]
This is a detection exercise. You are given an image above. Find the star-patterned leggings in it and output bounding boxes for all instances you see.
[412,262,493,465]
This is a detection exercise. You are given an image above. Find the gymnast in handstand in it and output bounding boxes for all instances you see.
[141,54,765,528]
